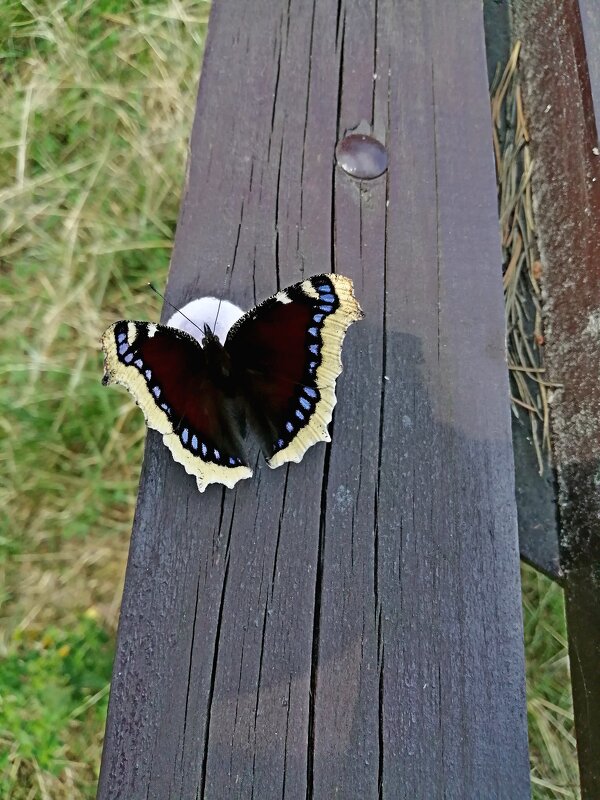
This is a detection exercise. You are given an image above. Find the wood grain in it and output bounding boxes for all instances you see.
[514,2,600,796]
[97,1,530,797]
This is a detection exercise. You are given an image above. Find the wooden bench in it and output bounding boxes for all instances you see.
[97,1,536,796]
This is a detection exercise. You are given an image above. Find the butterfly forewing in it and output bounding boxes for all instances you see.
[225,274,363,468]
[101,321,252,491]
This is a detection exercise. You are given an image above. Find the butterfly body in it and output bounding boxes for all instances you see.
[101,274,363,491]
[196,329,236,394]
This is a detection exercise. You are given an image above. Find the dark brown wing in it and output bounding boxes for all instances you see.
[224,274,363,468]
[101,321,251,491]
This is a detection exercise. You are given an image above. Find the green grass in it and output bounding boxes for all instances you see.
[0,2,579,798]
[0,614,113,796]
[1,1,209,796]
[523,566,579,799]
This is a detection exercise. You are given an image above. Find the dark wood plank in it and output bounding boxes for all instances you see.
[97,1,530,797]
[512,419,562,582]
[484,0,512,86]
[514,1,600,796]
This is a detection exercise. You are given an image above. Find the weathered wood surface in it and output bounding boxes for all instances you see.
[514,1,600,796]
[97,1,530,797]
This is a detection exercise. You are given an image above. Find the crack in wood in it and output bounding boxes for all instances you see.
[377,620,384,800]
[180,569,203,795]
[275,141,284,291]
[271,465,290,592]
[268,34,283,163]
[299,0,318,266]
[306,434,332,800]
[335,0,344,50]
[431,60,442,365]
[250,600,270,798]
[199,549,230,798]
[230,198,245,280]
[372,0,379,125]
[281,676,292,799]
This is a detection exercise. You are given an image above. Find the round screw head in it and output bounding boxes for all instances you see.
[335,133,388,179]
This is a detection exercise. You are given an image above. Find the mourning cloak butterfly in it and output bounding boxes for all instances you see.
[101,274,363,491]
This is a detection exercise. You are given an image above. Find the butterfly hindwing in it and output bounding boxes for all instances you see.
[225,274,363,468]
[101,321,252,491]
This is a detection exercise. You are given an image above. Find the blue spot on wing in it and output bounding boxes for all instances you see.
[319,293,335,303]
[286,421,294,433]
[304,386,317,398]
[152,386,161,398]
[118,343,128,356]
[313,313,324,323]
[134,359,143,368]
[318,283,333,293]
[308,327,318,337]
[117,332,127,344]
[201,442,208,457]
[299,396,311,410]
[181,428,188,444]
[319,304,333,313]
[309,344,319,355]
[191,435,198,450]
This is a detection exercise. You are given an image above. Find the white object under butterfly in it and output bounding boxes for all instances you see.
[167,297,244,345]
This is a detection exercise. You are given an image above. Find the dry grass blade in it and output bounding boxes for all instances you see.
[492,41,561,475]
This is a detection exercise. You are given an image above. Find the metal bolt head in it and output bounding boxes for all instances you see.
[335,133,388,180]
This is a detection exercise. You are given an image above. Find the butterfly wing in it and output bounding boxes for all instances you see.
[225,274,363,468]
[101,321,252,491]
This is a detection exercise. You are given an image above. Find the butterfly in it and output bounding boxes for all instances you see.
[101,274,363,492]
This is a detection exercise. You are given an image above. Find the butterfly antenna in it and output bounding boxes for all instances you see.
[147,283,206,338]
[212,297,223,334]
[211,263,233,334]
